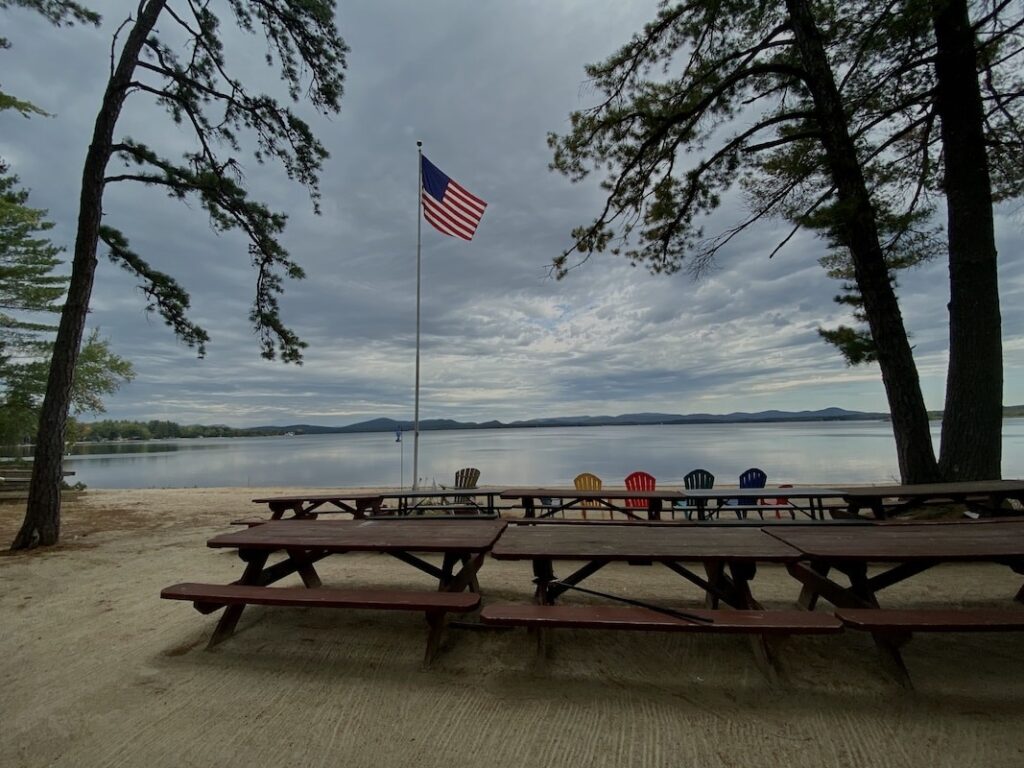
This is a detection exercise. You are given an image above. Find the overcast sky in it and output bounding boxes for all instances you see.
[2,0,1022,427]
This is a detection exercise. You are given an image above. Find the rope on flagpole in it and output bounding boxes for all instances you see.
[413,140,423,490]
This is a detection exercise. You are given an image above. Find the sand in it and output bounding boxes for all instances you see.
[2,488,1024,768]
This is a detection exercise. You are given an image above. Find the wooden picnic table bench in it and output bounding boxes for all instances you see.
[0,467,77,500]
[162,583,480,663]
[487,523,814,679]
[768,520,1024,685]
[480,603,842,635]
[162,519,506,665]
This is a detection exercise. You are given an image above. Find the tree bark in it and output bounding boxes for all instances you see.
[786,0,940,483]
[931,0,1003,480]
[11,0,167,550]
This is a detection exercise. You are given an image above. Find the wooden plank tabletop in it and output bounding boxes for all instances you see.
[766,521,1024,561]
[835,480,1024,499]
[208,519,507,553]
[491,524,801,562]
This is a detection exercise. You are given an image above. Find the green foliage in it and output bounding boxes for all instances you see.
[99,0,347,362]
[98,224,210,356]
[0,0,99,27]
[0,0,99,115]
[548,1,805,277]
[548,0,1022,357]
[0,168,133,445]
[0,92,48,118]
[79,419,289,441]
[0,166,66,351]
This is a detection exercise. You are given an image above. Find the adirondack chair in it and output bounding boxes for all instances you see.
[624,471,656,518]
[573,472,603,520]
[728,467,767,520]
[761,482,794,520]
[438,467,480,511]
[674,468,715,520]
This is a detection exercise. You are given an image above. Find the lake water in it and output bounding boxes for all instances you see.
[60,419,1024,489]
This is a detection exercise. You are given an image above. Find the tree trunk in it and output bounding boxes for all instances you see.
[931,0,1003,481]
[786,0,940,483]
[11,0,167,551]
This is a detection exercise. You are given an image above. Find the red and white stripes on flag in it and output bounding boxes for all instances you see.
[420,155,487,241]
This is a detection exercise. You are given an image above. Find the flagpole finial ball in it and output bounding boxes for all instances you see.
[417,140,423,148]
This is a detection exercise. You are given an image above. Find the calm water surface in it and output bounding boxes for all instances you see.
[61,419,1024,489]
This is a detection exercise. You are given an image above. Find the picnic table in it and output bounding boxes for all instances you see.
[483,523,841,678]
[766,520,1024,609]
[161,519,507,664]
[680,486,844,521]
[491,524,797,606]
[835,479,1024,519]
[766,520,1024,684]
[500,487,685,520]
[250,487,502,521]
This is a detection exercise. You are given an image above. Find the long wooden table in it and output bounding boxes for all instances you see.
[766,520,1024,610]
[489,523,826,676]
[180,519,507,649]
[251,491,388,519]
[766,519,1024,683]
[500,488,685,520]
[836,480,1024,519]
[491,524,800,608]
[252,488,502,520]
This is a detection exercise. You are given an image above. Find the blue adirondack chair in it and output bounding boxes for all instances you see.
[732,467,767,520]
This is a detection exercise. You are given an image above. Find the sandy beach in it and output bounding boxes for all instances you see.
[3,488,1024,767]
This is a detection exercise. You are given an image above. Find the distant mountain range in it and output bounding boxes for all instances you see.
[254,407,895,435]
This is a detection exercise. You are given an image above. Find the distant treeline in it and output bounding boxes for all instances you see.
[81,420,288,441]
[81,405,1024,442]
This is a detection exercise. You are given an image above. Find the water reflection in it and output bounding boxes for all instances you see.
[55,419,1024,489]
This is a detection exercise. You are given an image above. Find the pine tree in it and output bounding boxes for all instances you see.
[13,1,348,549]
[0,164,133,447]
[548,0,1022,482]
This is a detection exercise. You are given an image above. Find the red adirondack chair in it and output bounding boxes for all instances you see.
[624,471,656,516]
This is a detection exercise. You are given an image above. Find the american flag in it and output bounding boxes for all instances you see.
[421,155,487,241]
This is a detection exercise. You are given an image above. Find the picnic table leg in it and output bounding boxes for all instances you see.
[786,562,874,610]
[424,611,446,667]
[703,562,723,608]
[724,562,781,683]
[728,562,762,610]
[797,560,830,610]
[1010,562,1024,603]
[649,498,662,521]
[286,548,322,588]
[268,501,295,520]
[207,549,270,648]
[532,558,555,604]
[867,629,914,688]
[443,553,485,594]
[523,496,536,519]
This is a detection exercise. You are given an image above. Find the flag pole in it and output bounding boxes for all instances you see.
[413,140,423,490]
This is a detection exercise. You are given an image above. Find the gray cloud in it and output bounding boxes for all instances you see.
[2,0,1022,426]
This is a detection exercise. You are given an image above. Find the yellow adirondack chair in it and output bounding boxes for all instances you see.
[573,472,603,520]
